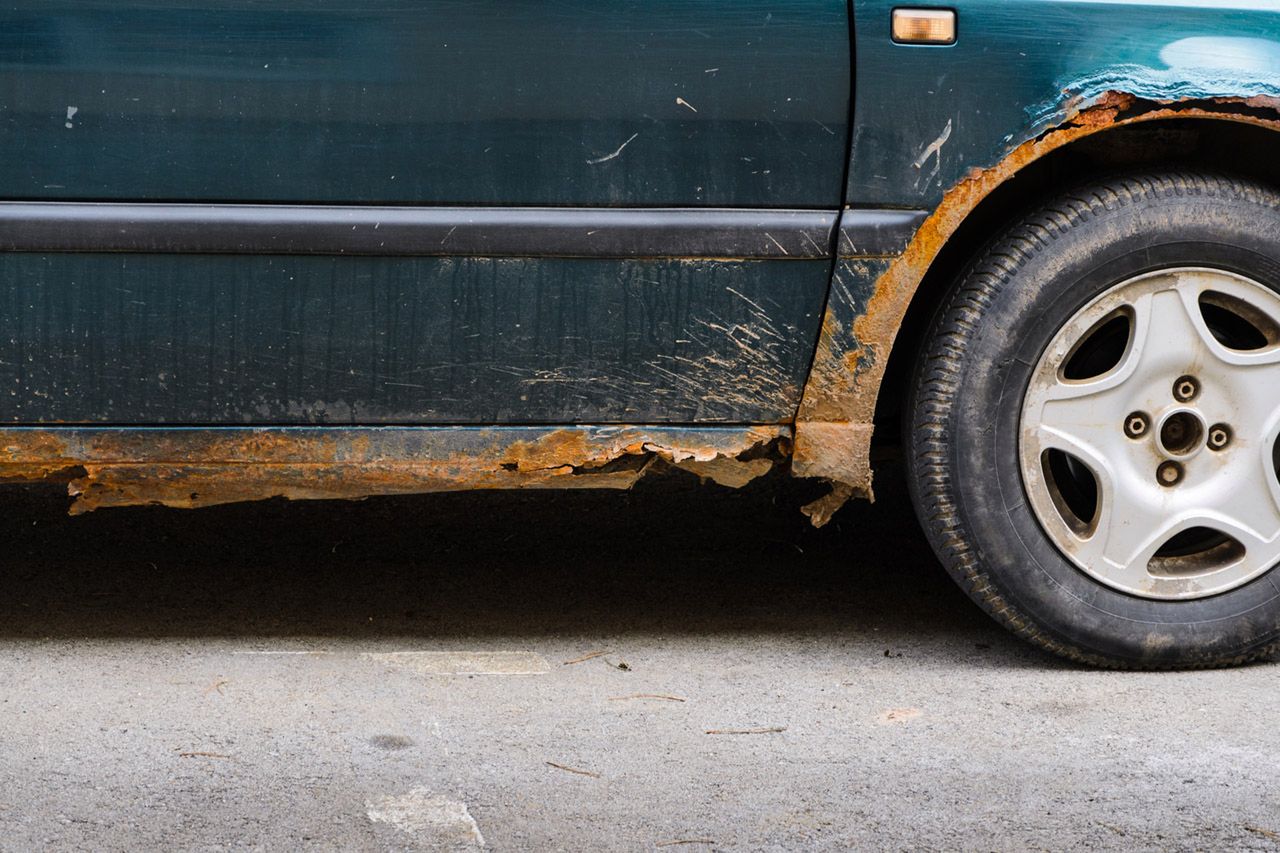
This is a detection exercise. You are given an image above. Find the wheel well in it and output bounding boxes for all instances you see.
[874,117,1280,441]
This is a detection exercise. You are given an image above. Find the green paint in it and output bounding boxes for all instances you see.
[0,1,849,207]
[848,1,1280,205]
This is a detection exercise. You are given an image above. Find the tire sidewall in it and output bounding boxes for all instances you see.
[950,181,1280,664]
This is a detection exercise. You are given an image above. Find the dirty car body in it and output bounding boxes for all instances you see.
[5,1,1280,666]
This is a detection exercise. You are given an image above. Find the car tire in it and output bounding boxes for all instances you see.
[906,171,1280,668]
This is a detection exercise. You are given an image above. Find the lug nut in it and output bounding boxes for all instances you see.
[1173,375,1199,402]
[1124,412,1150,438]
[1157,460,1184,487]
[1208,424,1232,451]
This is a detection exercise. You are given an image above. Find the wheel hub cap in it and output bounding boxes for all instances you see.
[1020,268,1280,600]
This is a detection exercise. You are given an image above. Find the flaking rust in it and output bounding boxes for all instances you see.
[5,95,1278,523]
[0,426,788,514]
[794,92,1280,525]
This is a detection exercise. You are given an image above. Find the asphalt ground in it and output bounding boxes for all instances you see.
[0,466,1277,851]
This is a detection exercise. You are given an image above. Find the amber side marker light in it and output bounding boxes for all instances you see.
[891,8,957,45]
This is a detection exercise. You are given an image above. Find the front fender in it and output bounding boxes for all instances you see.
[793,0,1280,523]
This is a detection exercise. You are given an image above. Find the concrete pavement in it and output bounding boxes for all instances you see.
[0,469,1277,851]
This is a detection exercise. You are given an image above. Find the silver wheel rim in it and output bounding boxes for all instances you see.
[1019,267,1280,600]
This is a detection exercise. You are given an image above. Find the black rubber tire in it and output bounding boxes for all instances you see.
[905,171,1280,669]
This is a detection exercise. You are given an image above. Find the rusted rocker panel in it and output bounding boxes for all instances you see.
[0,426,789,514]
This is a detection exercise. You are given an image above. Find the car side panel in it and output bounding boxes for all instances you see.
[0,1,850,425]
[2,0,849,207]
[0,253,829,424]
[846,0,1280,208]
[793,0,1280,499]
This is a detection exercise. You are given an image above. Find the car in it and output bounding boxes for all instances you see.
[3,1,1280,668]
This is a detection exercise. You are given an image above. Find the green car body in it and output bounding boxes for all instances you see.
[0,0,1277,516]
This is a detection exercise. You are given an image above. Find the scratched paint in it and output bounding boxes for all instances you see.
[846,0,1280,206]
[0,0,848,207]
[5,1,1280,525]
[0,255,828,424]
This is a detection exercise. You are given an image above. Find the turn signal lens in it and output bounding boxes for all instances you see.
[891,8,956,45]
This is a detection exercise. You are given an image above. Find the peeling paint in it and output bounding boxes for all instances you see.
[794,93,1280,523]
[1027,62,1280,135]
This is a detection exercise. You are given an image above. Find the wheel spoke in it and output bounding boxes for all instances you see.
[1195,465,1280,561]
[1069,480,1170,589]
[1026,365,1134,492]
[1126,283,1221,383]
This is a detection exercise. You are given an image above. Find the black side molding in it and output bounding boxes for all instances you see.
[0,203,839,260]
[0,203,927,260]
[838,208,929,257]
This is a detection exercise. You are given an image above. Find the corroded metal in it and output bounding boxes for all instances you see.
[10,97,1280,522]
[0,426,788,514]
[794,93,1280,521]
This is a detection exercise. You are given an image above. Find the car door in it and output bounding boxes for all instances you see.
[0,1,850,424]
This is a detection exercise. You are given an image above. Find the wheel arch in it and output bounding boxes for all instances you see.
[793,96,1280,524]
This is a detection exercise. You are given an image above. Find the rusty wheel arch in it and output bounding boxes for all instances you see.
[793,94,1280,525]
